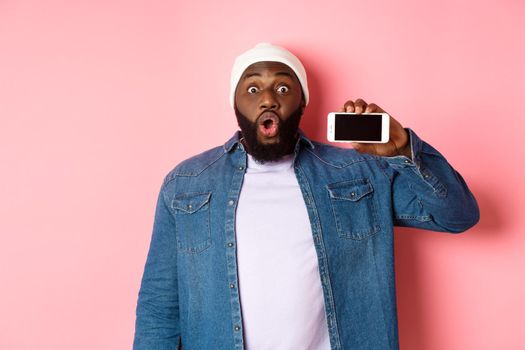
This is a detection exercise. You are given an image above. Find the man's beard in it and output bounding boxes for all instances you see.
[234,105,303,163]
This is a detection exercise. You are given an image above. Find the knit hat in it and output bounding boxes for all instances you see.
[229,42,309,109]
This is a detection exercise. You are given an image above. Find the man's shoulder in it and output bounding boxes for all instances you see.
[305,139,376,168]
[164,144,227,183]
[161,131,242,185]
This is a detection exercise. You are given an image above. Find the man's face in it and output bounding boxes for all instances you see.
[234,61,305,162]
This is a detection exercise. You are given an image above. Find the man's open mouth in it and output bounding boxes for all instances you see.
[258,111,280,138]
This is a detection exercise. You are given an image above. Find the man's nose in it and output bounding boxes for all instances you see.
[259,90,279,110]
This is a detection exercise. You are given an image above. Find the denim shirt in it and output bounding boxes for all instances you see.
[133,128,479,350]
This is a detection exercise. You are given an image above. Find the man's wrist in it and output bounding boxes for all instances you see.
[397,129,412,158]
[398,143,412,158]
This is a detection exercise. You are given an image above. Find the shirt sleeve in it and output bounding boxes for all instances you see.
[133,177,182,349]
[378,128,480,233]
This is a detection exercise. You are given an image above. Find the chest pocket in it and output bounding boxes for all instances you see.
[327,179,380,240]
[171,192,212,254]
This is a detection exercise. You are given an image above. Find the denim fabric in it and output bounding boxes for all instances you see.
[133,128,479,350]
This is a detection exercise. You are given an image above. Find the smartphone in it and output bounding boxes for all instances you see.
[327,112,390,143]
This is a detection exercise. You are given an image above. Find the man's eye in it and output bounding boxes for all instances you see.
[277,86,289,93]
[247,86,259,94]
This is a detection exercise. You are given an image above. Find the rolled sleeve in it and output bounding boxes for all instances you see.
[380,128,480,233]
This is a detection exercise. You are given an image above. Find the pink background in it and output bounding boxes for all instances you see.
[1,1,524,349]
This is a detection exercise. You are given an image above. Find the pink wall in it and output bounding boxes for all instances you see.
[1,1,524,349]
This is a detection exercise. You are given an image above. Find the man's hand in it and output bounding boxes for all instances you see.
[339,98,412,158]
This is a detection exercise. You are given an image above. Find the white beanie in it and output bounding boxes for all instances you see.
[229,42,309,109]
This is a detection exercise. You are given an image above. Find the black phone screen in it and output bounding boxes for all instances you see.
[334,114,383,141]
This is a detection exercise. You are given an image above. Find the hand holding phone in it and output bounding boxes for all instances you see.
[327,98,412,158]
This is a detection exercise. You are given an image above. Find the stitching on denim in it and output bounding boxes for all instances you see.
[326,181,380,240]
[408,166,448,198]
[374,156,394,185]
[172,192,211,214]
[172,193,213,254]
[394,214,432,221]
[305,147,366,169]
[171,150,227,178]
[327,180,373,201]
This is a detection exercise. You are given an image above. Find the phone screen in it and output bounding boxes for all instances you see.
[334,113,383,141]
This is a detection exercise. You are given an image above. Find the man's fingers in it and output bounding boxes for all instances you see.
[354,98,367,114]
[343,100,355,112]
[365,103,386,113]
[342,99,382,114]
[364,103,376,113]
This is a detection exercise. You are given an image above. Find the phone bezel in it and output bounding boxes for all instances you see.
[327,112,390,143]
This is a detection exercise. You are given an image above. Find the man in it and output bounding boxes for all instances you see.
[133,42,479,350]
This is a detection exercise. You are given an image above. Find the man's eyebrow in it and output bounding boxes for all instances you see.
[243,71,294,80]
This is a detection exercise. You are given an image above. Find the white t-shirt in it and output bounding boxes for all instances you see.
[235,153,331,350]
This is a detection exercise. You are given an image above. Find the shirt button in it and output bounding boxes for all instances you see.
[238,166,244,170]
[404,159,411,164]
[234,325,241,331]
[229,283,235,289]
[350,192,355,197]
[228,200,235,206]
[187,204,192,210]
[424,174,430,178]
[227,242,234,247]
